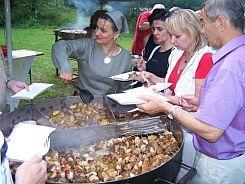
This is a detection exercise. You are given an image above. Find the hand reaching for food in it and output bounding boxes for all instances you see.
[181,95,199,112]
[140,71,164,84]
[136,56,146,71]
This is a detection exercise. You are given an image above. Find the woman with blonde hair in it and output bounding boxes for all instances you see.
[141,9,214,105]
[164,9,214,101]
[138,9,214,173]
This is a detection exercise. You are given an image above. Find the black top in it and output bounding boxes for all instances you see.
[133,34,172,88]
[1,138,8,162]
[144,34,159,60]
[146,47,172,78]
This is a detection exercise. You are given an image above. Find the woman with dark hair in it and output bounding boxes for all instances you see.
[52,11,131,95]
[136,9,173,78]
[84,9,107,39]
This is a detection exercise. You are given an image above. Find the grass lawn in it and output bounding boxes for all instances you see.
[0,28,133,107]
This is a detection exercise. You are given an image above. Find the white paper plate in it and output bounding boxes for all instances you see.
[6,123,55,162]
[107,91,169,105]
[107,93,146,105]
[124,82,172,93]
[11,83,54,100]
[110,71,140,81]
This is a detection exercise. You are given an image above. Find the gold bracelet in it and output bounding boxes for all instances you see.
[167,105,179,119]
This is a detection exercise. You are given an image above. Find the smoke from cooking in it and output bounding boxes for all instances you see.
[66,0,131,30]
[67,0,98,29]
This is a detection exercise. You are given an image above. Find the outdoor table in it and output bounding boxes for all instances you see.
[5,49,44,109]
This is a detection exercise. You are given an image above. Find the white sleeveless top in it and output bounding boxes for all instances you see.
[165,46,215,97]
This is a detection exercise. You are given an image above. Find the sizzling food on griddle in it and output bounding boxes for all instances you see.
[45,131,179,183]
[47,102,115,128]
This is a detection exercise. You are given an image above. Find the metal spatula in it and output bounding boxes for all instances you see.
[71,82,94,104]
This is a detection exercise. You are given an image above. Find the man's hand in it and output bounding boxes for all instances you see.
[7,80,28,93]
[59,72,73,83]
[15,155,47,184]
[137,95,172,115]
[181,95,199,112]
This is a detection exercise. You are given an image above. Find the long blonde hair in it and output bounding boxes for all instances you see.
[165,9,207,51]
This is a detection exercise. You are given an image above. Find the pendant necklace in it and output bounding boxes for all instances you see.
[179,51,193,73]
[104,46,117,64]
[104,57,111,64]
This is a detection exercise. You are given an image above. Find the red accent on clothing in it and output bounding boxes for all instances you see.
[168,52,213,94]
[195,53,213,78]
[131,11,152,55]
[0,45,7,57]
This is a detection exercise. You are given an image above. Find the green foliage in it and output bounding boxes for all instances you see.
[0,0,77,27]
[117,33,134,51]
[36,1,76,27]
[0,0,205,28]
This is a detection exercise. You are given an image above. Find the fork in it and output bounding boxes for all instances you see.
[128,81,139,86]
[140,74,151,86]
[127,108,139,113]
[40,138,50,156]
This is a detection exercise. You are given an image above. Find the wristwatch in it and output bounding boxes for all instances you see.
[167,105,179,119]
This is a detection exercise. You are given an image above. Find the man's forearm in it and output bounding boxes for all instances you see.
[165,104,224,143]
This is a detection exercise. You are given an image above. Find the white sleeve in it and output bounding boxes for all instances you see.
[0,158,14,184]
[0,131,14,184]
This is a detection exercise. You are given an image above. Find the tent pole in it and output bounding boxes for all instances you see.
[4,0,14,111]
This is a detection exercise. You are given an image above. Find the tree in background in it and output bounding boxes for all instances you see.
[0,0,76,27]
[0,0,205,27]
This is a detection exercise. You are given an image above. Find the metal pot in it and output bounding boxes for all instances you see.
[53,28,87,41]
[34,96,163,129]
[0,96,195,183]
[48,117,184,184]
[0,96,161,132]
[0,104,48,136]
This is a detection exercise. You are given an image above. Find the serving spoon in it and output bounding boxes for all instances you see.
[70,81,94,104]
